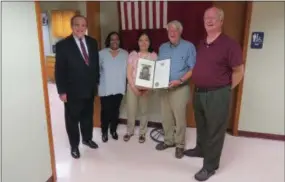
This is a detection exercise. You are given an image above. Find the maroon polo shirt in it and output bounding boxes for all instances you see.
[192,33,243,88]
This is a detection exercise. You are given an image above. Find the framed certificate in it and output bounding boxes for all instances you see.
[135,58,170,89]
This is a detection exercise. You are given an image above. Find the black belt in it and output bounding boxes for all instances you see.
[195,85,229,93]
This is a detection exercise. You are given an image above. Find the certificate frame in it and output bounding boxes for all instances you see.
[135,58,170,89]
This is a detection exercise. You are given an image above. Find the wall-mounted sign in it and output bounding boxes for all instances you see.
[41,13,48,26]
[250,32,264,49]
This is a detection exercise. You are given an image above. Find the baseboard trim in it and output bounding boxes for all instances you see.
[238,130,285,141]
[118,119,285,141]
[46,176,53,182]
[119,119,162,129]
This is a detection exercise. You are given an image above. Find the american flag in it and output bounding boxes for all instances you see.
[119,1,168,30]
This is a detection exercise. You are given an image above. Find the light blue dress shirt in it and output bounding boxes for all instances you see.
[158,39,196,81]
[98,48,129,96]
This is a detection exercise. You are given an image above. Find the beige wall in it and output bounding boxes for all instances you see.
[2,2,52,181]
[100,2,119,48]
[0,2,2,180]
[239,2,284,135]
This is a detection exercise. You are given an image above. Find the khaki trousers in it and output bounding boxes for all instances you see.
[160,84,190,148]
[126,85,149,135]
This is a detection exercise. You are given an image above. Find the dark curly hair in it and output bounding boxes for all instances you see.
[104,31,122,48]
[134,32,154,53]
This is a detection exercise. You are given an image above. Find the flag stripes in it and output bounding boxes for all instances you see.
[120,1,168,30]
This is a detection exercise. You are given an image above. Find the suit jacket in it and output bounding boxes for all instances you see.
[54,35,100,99]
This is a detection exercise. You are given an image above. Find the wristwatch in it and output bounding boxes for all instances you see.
[179,78,184,84]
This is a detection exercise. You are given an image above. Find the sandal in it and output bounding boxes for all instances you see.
[123,133,133,142]
[139,134,146,143]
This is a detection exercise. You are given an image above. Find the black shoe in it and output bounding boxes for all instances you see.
[155,143,175,151]
[71,148,80,159]
[111,132,118,140]
[184,147,203,158]
[175,147,184,159]
[102,133,108,143]
[194,168,215,181]
[83,140,98,149]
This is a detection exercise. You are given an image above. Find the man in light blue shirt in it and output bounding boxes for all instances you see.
[155,20,196,159]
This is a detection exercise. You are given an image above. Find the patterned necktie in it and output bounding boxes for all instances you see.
[79,38,89,65]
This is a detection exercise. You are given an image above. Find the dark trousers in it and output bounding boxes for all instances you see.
[64,97,94,148]
[100,94,123,134]
[194,86,231,171]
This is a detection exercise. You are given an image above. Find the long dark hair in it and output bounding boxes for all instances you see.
[104,31,122,48]
[134,32,154,53]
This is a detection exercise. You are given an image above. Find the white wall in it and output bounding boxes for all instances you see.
[42,13,52,55]
[2,2,52,182]
[239,2,285,135]
[0,2,2,180]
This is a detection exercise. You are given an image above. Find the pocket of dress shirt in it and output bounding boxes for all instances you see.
[159,53,171,60]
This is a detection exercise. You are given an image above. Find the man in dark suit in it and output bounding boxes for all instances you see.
[55,15,100,159]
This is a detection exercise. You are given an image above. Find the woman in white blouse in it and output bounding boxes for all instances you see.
[98,32,128,142]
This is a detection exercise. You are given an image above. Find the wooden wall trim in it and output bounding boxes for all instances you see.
[119,119,285,141]
[34,2,57,181]
[86,1,102,128]
[86,1,101,48]
[46,175,54,182]
[232,2,253,136]
[238,130,285,141]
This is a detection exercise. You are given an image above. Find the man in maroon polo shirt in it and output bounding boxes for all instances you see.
[184,7,244,181]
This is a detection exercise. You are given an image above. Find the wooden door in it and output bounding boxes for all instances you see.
[62,10,77,37]
[186,2,247,128]
[213,2,247,130]
[51,10,63,37]
[86,1,102,127]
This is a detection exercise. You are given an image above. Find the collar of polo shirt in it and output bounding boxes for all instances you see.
[204,33,224,47]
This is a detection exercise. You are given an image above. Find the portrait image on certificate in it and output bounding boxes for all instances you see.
[135,58,170,89]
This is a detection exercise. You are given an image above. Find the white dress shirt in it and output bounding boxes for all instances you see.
[73,35,89,57]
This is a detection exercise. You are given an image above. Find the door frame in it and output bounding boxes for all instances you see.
[34,2,57,181]
[232,1,253,136]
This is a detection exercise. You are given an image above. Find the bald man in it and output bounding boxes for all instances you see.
[185,7,244,181]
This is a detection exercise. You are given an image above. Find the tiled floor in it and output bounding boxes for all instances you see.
[48,83,285,182]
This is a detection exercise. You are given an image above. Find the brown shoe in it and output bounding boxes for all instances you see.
[175,147,184,159]
[155,143,175,151]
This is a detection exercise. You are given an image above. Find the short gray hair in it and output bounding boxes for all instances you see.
[205,6,224,21]
[166,20,183,33]
[216,7,224,21]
